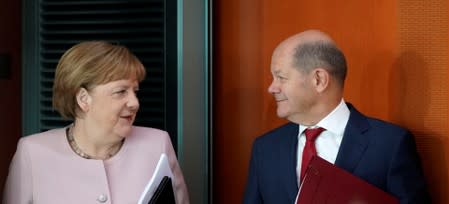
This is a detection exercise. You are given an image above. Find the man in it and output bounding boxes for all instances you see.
[243,30,430,204]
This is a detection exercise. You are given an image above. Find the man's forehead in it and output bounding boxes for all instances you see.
[271,65,292,74]
[271,53,294,73]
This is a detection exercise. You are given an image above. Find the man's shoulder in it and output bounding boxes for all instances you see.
[365,116,410,135]
[347,103,410,134]
[255,122,298,143]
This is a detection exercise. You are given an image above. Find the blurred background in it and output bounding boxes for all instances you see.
[1,0,448,203]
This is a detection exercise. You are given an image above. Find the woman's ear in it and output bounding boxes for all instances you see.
[313,68,329,93]
[76,88,91,112]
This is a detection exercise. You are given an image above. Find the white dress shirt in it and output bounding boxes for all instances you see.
[296,99,350,184]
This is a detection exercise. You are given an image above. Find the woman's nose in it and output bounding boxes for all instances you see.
[127,91,140,111]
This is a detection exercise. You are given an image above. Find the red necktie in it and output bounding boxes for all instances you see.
[300,127,325,181]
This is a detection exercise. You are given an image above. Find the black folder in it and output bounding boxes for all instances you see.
[148,176,176,204]
[297,156,399,204]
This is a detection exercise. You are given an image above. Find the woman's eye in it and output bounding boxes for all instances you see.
[115,90,127,95]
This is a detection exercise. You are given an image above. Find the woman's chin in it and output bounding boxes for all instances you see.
[115,126,133,138]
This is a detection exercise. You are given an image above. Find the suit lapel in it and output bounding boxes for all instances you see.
[276,105,371,200]
[335,104,370,173]
[279,123,300,202]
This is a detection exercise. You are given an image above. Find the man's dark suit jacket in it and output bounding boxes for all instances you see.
[243,104,430,204]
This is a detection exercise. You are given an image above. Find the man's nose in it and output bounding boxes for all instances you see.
[268,80,279,94]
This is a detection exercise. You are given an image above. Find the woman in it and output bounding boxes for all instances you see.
[3,41,189,204]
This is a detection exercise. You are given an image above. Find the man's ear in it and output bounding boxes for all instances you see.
[313,68,330,93]
[76,88,91,112]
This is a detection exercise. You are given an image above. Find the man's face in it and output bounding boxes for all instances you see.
[268,49,317,123]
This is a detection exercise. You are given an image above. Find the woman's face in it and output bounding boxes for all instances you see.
[83,79,140,139]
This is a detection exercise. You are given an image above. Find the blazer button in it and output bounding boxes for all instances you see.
[97,194,108,203]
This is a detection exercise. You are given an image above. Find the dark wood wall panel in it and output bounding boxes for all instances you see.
[0,0,21,200]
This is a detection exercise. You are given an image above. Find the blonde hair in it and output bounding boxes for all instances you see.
[52,41,146,119]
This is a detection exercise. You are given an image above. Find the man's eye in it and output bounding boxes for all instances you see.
[278,76,287,80]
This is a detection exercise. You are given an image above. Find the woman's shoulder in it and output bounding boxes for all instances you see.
[129,126,170,142]
[15,128,67,156]
[125,126,173,153]
[131,126,167,134]
[19,128,66,146]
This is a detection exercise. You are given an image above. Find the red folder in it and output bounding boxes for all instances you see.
[297,156,399,204]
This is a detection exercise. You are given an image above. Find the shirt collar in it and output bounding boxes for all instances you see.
[299,99,350,136]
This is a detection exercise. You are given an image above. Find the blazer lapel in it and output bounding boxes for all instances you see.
[279,123,300,202]
[335,104,370,173]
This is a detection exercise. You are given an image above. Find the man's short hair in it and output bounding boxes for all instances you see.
[293,41,347,87]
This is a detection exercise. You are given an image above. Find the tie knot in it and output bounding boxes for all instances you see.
[304,127,325,142]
